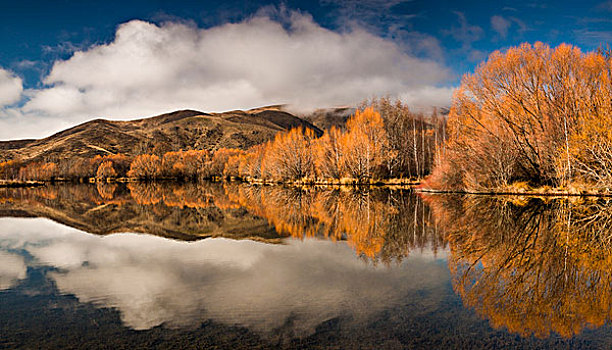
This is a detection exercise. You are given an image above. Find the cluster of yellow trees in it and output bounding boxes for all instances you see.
[223,108,389,182]
[427,42,612,192]
[222,105,444,182]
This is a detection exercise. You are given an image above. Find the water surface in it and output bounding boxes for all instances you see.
[0,183,611,349]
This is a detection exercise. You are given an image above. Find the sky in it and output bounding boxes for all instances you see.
[0,0,611,139]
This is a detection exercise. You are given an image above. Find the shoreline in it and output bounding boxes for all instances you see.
[417,188,612,198]
[4,177,424,187]
[6,178,612,198]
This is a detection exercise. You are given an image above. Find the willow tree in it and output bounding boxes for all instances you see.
[263,127,316,181]
[313,126,343,180]
[340,107,389,181]
[430,42,612,191]
[127,154,162,179]
[96,161,117,180]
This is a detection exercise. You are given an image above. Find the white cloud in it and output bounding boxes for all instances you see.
[0,251,27,290]
[0,10,453,140]
[0,68,23,107]
[491,15,511,39]
[446,12,484,50]
[399,86,455,109]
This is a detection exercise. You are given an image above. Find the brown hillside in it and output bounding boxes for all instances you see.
[0,107,322,163]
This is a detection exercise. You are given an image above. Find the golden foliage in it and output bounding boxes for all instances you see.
[228,105,425,182]
[96,161,117,179]
[424,194,612,338]
[16,162,58,181]
[262,127,316,181]
[339,107,389,180]
[127,154,162,179]
[430,43,612,191]
[313,127,343,179]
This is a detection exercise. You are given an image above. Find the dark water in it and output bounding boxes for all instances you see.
[0,183,611,349]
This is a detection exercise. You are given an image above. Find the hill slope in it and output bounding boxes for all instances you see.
[0,106,322,163]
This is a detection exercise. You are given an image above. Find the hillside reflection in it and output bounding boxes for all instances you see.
[425,194,612,338]
[0,183,443,262]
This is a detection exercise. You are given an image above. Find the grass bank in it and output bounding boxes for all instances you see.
[418,182,612,197]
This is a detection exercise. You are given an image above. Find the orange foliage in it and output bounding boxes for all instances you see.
[262,127,316,180]
[313,127,343,179]
[424,194,612,338]
[0,160,23,180]
[96,161,117,179]
[17,162,58,181]
[229,105,415,182]
[210,148,244,178]
[128,154,162,179]
[162,149,210,179]
[429,43,612,191]
[339,107,389,180]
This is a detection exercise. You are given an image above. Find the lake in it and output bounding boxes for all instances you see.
[1,183,611,349]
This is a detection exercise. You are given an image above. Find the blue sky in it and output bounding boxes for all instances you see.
[0,0,610,139]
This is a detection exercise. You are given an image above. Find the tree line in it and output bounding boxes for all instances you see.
[1,98,445,183]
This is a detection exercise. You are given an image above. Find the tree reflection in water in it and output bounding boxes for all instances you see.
[223,184,445,263]
[425,194,612,338]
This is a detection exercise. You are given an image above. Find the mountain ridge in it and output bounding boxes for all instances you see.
[0,106,326,164]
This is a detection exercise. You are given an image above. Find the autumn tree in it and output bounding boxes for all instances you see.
[181,150,210,179]
[263,127,316,181]
[104,154,132,177]
[0,160,22,180]
[17,162,58,181]
[96,161,117,180]
[223,153,243,178]
[314,127,343,179]
[363,97,445,179]
[339,107,389,181]
[235,143,267,180]
[209,148,244,178]
[127,154,162,179]
[429,42,612,191]
[161,150,210,179]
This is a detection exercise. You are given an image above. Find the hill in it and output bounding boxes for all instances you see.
[0,106,322,163]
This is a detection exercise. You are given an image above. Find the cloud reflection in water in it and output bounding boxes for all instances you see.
[0,217,448,335]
